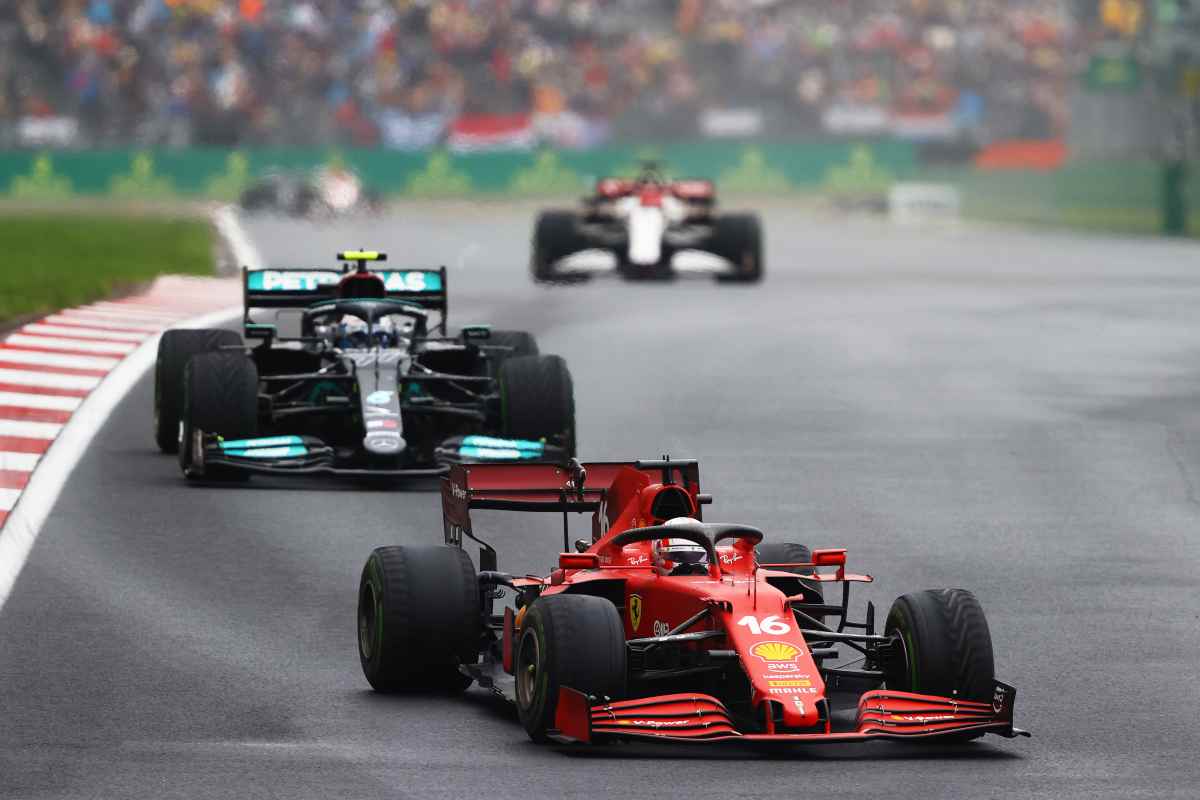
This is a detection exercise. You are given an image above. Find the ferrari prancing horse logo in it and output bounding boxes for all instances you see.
[629,594,643,631]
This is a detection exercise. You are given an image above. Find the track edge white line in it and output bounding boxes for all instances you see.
[0,306,240,611]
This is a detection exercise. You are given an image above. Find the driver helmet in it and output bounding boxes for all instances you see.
[653,517,709,568]
[335,314,369,348]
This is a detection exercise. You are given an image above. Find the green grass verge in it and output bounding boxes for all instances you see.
[0,214,212,324]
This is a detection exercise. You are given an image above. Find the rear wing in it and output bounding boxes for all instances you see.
[441,459,704,571]
[241,265,447,316]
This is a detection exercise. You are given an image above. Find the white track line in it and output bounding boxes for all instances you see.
[0,368,101,391]
[0,420,63,440]
[5,335,136,356]
[0,489,20,511]
[0,349,119,371]
[214,204,265,271]
[21,325,148,342]
[0,392,82,412]
[0,305,239,610]
[0,452,40,471]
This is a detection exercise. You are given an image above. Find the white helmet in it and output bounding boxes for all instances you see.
[654,517,708,567]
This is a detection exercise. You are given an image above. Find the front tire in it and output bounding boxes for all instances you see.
[484,330,539,376]
[531,211,583,283]
[884,588,995,703]
[499,354,576,457]
[154,329,242,453]
[711,213,763,283]
[515,594,626,742]
[178,351,258,481]
[357,545,480,693]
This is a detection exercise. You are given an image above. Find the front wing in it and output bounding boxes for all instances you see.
[552,682,1029,745]
[186,433,566,478]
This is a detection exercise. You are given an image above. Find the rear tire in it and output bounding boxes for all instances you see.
[531,211,583,283]
[515,594,626,742]
[711,213,763,283]
[178,351,258,482]
[357,545,480,693]
[755,542,823,608]
[884,589,995,703]
[499,355,576,457]
[154,329,242,453]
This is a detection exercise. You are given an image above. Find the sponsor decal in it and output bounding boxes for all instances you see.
[223,445,306,459]
[767,687,817,696]
[720,551,742,565]
[449,483,468,501]
[628,594,643,631]
[248,270,442,293]
[890,714,955,724]
[383,270,442,293]
[993,685,1006,714]
[750,641,803,664]
[616,719,690,728]
[446,523,465,547]
[767,679,812,688]
[366,420,385,429]
[456,436,545,461]
[218,435,303,449]
[791,698,806,716]
[652,620,670,637]
[627,554,649,566]
[249,270,340,292]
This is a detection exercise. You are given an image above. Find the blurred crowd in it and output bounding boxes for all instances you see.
[0,0,1079,150]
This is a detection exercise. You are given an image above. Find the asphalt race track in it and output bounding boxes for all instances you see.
[3,204,1199,799]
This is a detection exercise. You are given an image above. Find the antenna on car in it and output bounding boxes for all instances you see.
[660,453,675,485]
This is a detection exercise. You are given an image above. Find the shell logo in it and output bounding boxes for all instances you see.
[750,641,800,663]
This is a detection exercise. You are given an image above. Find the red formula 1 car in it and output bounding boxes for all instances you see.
[356,459,1028,746]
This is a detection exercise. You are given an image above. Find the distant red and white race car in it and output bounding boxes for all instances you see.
[531,162,763,283]
[356,458,1028,747]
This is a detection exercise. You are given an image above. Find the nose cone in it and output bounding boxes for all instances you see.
[364,431,406,456]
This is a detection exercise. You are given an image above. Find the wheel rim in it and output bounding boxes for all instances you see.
[358,578,378,661]
[515,627,541,710]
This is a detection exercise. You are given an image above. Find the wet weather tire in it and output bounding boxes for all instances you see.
[499,355,576,457]
[515,594,626,742]
[711,213,763,283]
[884,588,995,704]
[357,545,480,693]
[484,330,539,375]
[531,211,584,283]
[178,351,258,481]
[755,542,823,607]
[154,329,242,453]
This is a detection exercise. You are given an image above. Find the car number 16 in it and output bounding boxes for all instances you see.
[736,615,791,635]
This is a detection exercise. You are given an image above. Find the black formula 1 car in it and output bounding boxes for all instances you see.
[240,167,383,218]
[531,162,763,283]
[153,251,575,480]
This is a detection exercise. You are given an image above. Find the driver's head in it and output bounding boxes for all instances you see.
[338,271,386,299]
[653,517,709,571]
